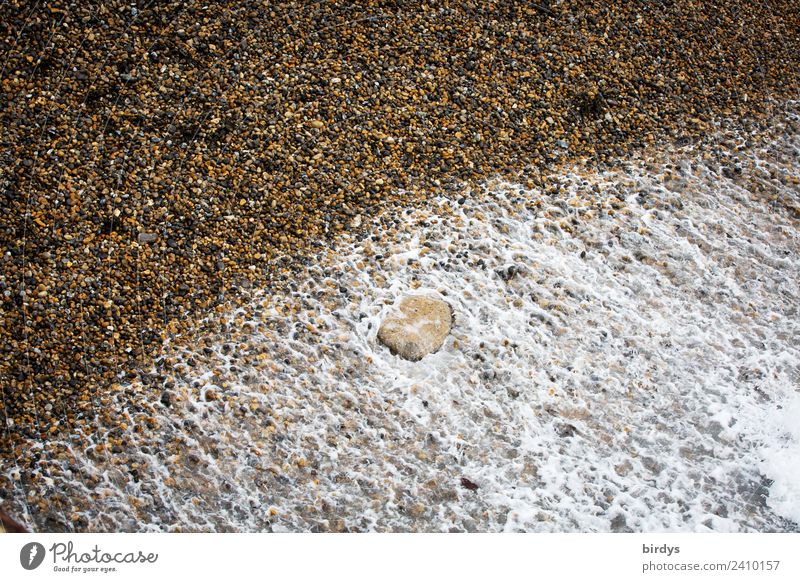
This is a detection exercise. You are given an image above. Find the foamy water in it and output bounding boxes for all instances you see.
[5,111,799,532]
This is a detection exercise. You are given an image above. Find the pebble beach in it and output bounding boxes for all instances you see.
[1,1,799,532]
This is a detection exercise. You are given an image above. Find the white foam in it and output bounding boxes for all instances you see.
[757,391,800,524]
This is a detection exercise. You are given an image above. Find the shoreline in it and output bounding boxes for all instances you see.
[2,1,800,440]
[2,102,798,532]
[1,1,799,532]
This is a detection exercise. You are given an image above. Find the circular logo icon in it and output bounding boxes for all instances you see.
[20,542,46,570]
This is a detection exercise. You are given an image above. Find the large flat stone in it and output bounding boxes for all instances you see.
[377,295,452,361]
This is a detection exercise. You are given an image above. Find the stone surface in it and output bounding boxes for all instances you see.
[377,296,452,361]
[0,509,28,533]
